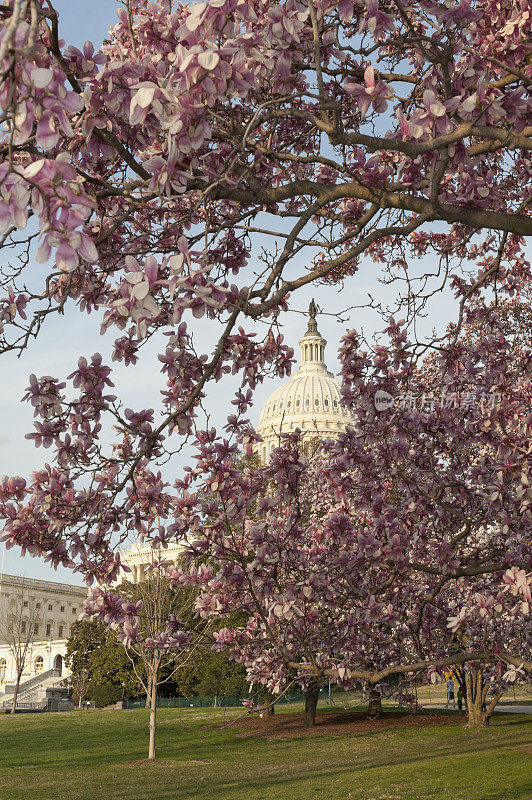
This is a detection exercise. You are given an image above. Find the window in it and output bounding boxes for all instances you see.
[334,400,338,407]
[33,623,39,635]
[34,656,44,674]
[23,600,28,608]
[46,624,52,637]
[0,659,6,681]
[60,605,65,612]
[72,607,77,614]
[324,398,329,406]
[21,621,26,634]
[58,625,64,638]
[48,604,53,611]
[36,602,41,609]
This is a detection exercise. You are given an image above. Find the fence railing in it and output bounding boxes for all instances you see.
[124,691,312,710]
[123,688,400,712]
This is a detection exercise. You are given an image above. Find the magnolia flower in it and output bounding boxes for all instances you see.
[502,664,525,683]
[447,607,470,632]
[344,65,393,115]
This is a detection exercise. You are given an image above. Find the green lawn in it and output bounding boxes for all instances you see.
[0,707,530,800]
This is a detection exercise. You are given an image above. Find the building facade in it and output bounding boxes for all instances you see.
[114,542,183,585]
[0,573,87,688]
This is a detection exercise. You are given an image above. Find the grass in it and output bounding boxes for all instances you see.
[0,705,530,800]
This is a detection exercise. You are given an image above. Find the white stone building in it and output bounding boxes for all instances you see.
[114,541,184,585]
[0,572,87,689]
[255,300,351,462]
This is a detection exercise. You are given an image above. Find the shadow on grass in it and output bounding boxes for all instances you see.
[80,726,532,800]
[124,746,532,800]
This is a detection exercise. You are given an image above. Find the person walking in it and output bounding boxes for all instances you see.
[446,677,455,708]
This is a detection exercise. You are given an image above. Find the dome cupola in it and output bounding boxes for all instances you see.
[255,300,350,462]
[298,298,328,372]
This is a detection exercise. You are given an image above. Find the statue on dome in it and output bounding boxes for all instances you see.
[306,298,319,336]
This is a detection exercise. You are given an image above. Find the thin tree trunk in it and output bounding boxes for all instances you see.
[145,674,152,709]
[454,669,467,715]
[304,684,320,727]
[148,676,157,760]
[11,672,21,714]
[368,686,382,716]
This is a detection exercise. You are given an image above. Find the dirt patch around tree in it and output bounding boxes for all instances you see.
[235,709,463,739]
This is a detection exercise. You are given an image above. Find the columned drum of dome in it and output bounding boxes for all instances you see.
[255,301,350,463]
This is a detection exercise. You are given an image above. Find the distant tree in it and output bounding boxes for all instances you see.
[65,619,137,708]
[175,649,248,698]
[69,668,90,709]
[0,582,42,713]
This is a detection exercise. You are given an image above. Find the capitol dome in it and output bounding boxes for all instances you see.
[256,301,351,462]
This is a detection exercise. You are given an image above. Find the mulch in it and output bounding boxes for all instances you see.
[235,709,463,739]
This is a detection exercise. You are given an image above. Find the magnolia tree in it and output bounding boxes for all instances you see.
[0,0,531,734]
[168,291,531,727]
[84,566,209,760]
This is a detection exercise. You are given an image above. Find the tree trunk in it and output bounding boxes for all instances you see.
[148,676,157,760]
[264,691,275,715]
[464,669,502,728]
[368,686,382,717]
[454,669,467,715]
[11,672,21,714]
[145,674,152,709]
[304,684,320,727]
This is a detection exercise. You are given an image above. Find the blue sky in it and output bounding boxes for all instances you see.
[51,0,118,48]
[0,1,460,585]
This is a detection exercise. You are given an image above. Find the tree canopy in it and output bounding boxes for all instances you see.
[0,0,530,733]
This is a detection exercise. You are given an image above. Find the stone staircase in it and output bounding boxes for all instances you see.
[1,668,63,710]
